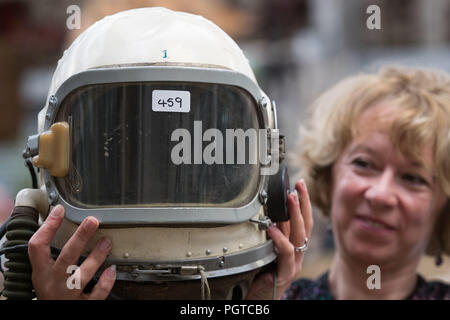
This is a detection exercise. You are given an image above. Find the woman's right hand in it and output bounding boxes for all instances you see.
[246,179,314,300]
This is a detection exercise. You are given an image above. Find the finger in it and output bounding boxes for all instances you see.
[79,237,112,289]
[287,191,306,248]
[28,205,64,270]
[54,216,99,272]
[278,221,290,238]
[267,226,296,283]
[295,180,314,238]
[86,265,116,300]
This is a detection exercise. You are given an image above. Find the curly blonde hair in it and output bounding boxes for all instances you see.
[292,66,450,256]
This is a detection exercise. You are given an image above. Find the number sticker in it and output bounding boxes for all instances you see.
[152,90,190,113]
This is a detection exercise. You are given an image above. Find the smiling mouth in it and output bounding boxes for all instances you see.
[355,215,396,231]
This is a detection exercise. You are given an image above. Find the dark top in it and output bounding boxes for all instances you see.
[282,271,450,300]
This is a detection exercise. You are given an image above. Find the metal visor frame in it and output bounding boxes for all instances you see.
[42,66,273,226]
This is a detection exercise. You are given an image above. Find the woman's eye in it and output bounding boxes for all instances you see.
[403,174,428,186]
[351,158,372,169]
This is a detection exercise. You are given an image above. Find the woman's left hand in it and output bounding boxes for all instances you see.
[246,179,314,300]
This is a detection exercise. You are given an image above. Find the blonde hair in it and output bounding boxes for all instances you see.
[292,66,450,255]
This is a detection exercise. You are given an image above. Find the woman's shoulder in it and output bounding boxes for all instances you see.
[410,275,450,300]
[282,272,450,300]
[282,272,334,300]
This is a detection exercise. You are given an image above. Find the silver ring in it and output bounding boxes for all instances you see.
[294,237,309,253]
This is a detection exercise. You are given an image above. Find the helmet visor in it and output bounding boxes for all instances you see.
[54,82,262,208]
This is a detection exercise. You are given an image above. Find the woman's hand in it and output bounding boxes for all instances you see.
[28,205,116,300]
[246,180,313,300]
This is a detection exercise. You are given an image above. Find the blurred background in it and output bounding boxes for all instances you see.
[0,0,449,286]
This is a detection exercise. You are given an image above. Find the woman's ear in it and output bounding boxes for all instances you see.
[439,200,450,255]
[322,166,335,215]
[425,199,449,257]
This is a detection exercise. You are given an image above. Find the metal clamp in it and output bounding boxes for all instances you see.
[279,134,286,163]
[249,216,273,230]
[132,264,204,276]
[265,129,285,163]
[23,134,40,159]
[133,268,171,275]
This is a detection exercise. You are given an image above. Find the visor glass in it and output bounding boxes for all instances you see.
[55,82,262,208]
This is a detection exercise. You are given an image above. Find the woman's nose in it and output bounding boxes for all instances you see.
[364,169,398,209]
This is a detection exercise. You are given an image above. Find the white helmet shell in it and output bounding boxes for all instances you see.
[49,7,256,97]
[39,7,274,133]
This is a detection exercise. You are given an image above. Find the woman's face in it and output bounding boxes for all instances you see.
[330,101,448,266]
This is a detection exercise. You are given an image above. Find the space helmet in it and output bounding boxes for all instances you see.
[22,7,290,299]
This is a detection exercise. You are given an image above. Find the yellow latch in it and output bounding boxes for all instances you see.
[32,122,70,177]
